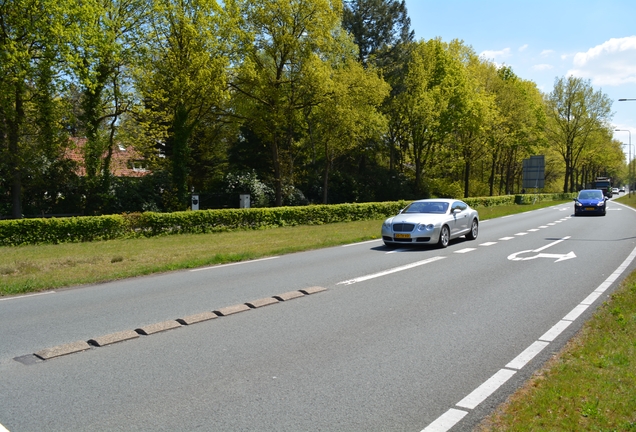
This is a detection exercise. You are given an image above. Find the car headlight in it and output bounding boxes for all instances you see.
[597,201,604,207]
[417,223,434,231]
[382,218,393,228]
[575,201,582,207]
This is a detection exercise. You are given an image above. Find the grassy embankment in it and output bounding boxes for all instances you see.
[479,193,636,431]
[1,199,567,296]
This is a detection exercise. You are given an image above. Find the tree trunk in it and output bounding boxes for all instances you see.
[463,158,471,198]
[9,86,24,219]
[271,132,282,207]
[171,104,193,208]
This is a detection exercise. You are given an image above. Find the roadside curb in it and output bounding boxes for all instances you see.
[18,287,327,364]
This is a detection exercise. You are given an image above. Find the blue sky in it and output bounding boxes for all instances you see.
[404,0,636,157]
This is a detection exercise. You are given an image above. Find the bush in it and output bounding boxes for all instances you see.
[0,193,573,246]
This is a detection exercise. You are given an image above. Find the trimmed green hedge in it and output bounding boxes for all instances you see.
[0,194,574,246]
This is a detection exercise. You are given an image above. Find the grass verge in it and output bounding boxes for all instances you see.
[0,199,568,296]
[478,193,636,431]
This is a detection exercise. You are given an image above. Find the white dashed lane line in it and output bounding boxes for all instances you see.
[456,369,517,410]
[454,248,476,254]
[337,256,446,285]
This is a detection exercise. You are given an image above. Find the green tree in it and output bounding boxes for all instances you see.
[304,58,389,203]
[342,0,413,66]
[396,38,467,195]
[0,0,82,218]
[545,76,613,193]
[231,0,350,206]
[69,0,150,213]
[136,0,234,209]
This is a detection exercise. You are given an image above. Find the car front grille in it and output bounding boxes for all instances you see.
[393,223,415,232]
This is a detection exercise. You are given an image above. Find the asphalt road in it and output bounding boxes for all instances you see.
[2,198,636,431]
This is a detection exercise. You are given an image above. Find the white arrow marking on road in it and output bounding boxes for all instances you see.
[507,236,576,262]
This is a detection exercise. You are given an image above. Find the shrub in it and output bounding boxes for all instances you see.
[0,193,573,246]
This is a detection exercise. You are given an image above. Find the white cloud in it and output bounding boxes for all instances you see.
[567,36,636,86]
[541,49,555,56]
[533,64,553,71]
[518,44,529,52]
[479,48,511,61]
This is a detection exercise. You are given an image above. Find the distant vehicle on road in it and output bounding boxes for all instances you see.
[574,189,606,216]
[620,186,626,193]
[382,199,479,248]
[594,177,613,198]
[612,187,619,195]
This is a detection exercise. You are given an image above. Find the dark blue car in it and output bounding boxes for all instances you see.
[574,189,606,216]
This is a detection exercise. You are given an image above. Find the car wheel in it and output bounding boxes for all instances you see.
[466,219,478,240]
[438,225,450,248]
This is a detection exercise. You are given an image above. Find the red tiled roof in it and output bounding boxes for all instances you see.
[65,138,150,177]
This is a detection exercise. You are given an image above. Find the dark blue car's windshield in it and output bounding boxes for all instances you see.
[578,191,603,200]
[404,202,449,214]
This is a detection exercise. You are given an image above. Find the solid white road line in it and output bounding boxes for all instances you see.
[0,291,55,302]
[342,239,382,247]
[189,256,279,272]
[337,256,446,285]
[0,421,9,431]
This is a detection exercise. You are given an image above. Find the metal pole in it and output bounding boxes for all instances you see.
[616,129,632,196]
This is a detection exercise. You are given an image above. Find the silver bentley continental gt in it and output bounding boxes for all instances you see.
[381,199,479,248]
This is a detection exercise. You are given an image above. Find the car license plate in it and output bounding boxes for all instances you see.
[585,207,594,211]
[395,233,410,239]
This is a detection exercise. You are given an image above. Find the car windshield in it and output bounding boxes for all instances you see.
[403,201,449,214]
[578,190,603,200]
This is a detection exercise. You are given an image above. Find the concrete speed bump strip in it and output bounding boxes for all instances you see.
[88,330,140,347]
[35,341,91,360]
[300,286,327,295]
[177,311,217,325]
[135,320,181,335]
[246,297,279,308]
[214,304,251,316]
[21,286,329,365]
[274,291,305,301]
